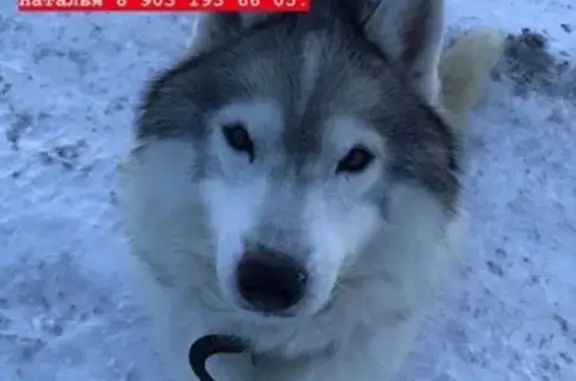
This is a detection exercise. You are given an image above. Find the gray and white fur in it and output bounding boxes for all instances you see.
[118,1,505,380]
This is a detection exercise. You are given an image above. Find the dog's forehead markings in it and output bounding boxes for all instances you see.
[213,99,282,133]
[276,35,327,170]
[298,34,324,115]
[235,56,284,99]
[326,115,386,155]
[278,33,388,171]
[329,74,384,116]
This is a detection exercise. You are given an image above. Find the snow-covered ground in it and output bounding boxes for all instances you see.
[0,1,575,380]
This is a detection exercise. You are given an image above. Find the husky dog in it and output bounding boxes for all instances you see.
[118,1,504,380]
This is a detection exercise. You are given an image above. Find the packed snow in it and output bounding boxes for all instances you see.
[1,1,575,380]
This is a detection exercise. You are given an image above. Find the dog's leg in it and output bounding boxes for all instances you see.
[438,27,506,128]
[127,256,202,381]
[129,258,255,381]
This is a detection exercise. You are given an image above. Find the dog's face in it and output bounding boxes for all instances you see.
[199,97,390,318]
[122,2,459,321]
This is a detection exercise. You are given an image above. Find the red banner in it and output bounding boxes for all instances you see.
[18,0,310,12]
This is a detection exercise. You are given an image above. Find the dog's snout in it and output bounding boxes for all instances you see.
[236,249,307,314]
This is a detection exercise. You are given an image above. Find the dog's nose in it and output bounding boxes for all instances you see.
[236,250,308,313]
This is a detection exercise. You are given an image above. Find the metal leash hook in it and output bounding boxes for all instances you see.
[189,334,248,381]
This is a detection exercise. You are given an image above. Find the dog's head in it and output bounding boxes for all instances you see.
[121,0,460,321]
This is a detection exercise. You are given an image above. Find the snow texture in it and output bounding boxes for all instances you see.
[0,1,575,380]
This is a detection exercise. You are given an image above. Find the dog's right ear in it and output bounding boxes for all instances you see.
[350,0,445,104]
[188,12,279,55]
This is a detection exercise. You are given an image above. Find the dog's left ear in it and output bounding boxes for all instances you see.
[353,0,445,102]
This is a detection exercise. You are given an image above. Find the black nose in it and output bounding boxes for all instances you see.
[236,250,308,313]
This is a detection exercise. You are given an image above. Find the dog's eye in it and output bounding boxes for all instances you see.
[222,123,254,161]
[336,145,374,174]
